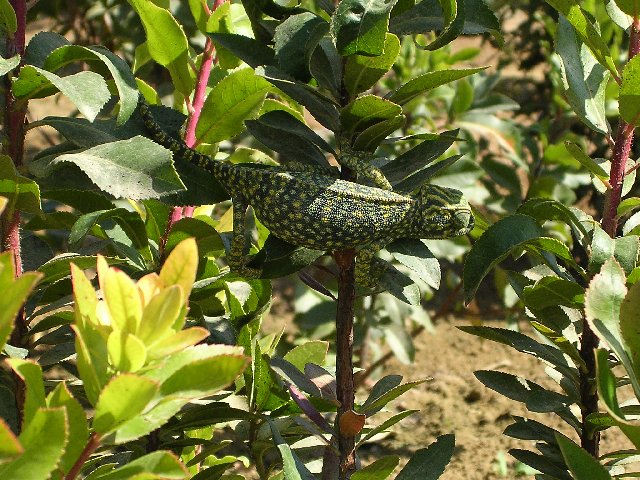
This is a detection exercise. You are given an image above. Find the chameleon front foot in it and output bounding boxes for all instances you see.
[339,151,392,191]
[355,251,388,289]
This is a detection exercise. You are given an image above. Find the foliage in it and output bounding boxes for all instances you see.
[463,0,640,477]
[0,0,503,479]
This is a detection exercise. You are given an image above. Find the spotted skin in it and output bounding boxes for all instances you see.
[139,100,474,284]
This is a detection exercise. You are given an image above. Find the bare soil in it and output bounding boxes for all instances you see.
[358,318,632,479]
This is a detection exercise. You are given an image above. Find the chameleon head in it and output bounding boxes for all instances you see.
[415,185,474,238]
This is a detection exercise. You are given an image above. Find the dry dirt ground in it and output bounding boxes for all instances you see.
[356,318,632,479]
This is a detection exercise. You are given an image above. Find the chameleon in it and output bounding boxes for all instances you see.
[138,99,474,286]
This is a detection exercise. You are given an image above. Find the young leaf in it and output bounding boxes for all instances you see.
[555,433,611,479]
[395,433,455,480]
[6,360,45,427]
[93,374,159,434]
[107,331,148,372]
[159,237,198,300]
[330,0,399,56]
[0,408,68,479]
[103,267,142,333]
[46,383,88,473]
[0,419,22,461]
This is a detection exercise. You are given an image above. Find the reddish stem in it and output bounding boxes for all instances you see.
[602,17,640,237]
[65,432,102,480]
[184,36,216,148]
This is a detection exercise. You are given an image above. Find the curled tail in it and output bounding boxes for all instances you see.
[137,97,226,179]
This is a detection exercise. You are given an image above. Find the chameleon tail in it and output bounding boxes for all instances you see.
[137,97,228,180]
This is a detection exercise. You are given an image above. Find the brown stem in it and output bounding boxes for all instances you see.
[333,249,357,480]
[65,432,102,480]
[579,321,600,456]
[2,0,27,430]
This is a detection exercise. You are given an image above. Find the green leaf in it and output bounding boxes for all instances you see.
[38,254,124,285]
[208,33,275,69]
[46,383,88,473]
[353,113,405,151]
[195,68,271,143]
[395,433,455,480]
[0,0,16,34]
[93,374,159,434]
[359,379,426,415]
[589,224,639,275]
[606,0,632,29]
[0,54,19,76]
[268,420,316,480]
[565,142,609,181]
[357,410,417,445]
[345,33,400,96]
[620,55,640,126]
[310,38,342,96]
[556,433,611,479]
[330,0,399,56]
[128,0,193,95]
[388,238,441,289]
[547,3,619,79]
[463,214,544,304]
[258,66,340,131]
[615,0,640,17]
[42,45,138,126]
[387,67,486,106]
[0,408,67,480]
[6,360,45,428]
[274,13,329,81]
[521,276,585,309]
[618,197,640,217]
[555,16,610,134]
[352,456,399,480]
[620,281,640,390]
[585,258,640,399]
[43,136,184,200]
[245,111,331,167]
[87,451,189,479]
[341,94,403,137]
[0,155,41,216]
[159,352,248,398]
[12,66,109,121]
[283,341,329,371]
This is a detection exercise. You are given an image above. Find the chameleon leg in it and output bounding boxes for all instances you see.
[339,152,392,191]
[355,243,388,288]
[227,196,260,277]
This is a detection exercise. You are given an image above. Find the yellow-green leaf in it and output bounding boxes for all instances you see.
[159,237,198,300]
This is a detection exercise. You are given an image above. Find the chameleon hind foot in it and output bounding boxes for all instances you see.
[355,250,388,289]
[339,151,392,191]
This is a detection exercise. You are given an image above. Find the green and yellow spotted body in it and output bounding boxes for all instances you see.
[139,100,473,283]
